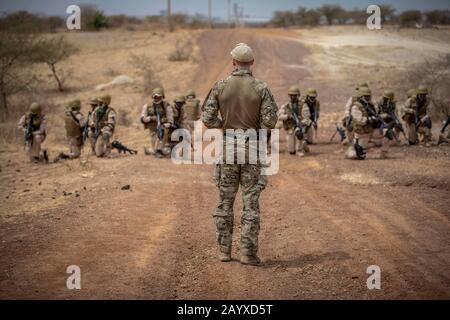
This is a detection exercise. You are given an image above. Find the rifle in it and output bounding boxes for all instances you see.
[329,125,346,143]
[154,105,165,141]
[441,116,450,134]
[24,113,35,145]
[93,106,108,146]
[354,138,366,160]
[112,140,138,155]
[389,111,407,141]
[363,101,395,141]
[291,102,305,140]
[82,111,91,146]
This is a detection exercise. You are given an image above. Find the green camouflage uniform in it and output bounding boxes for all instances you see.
[202,67,278,256]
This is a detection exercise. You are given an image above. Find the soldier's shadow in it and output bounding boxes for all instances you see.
[262,251,350,269]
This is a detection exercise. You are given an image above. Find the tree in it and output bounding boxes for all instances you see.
[399,10,422,27]
[319,5,346,25]
[32,36,78,91]
[0,32,38,119]
[424,10,450,25]
[379,5,396,24]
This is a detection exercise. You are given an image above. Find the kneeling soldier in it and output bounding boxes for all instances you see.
[89,94,116,157]
[140,87,174,158]
[18,102,48,163]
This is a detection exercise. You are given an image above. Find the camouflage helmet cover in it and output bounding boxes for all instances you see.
[306,88,317,97]
[152,87,165,98]
[288,85,301,96]
[98,94,111,105]
[407,89,416,98]
[356,82,369,90]
[230,43,254,63]
[417,85,428,95]
[383,90,395,101]
[30,102,42,114]
[68,99,81,110]
[174,95,186,103]
[185,89,196,98]
[89,97,100,105]
[357,86,372,98]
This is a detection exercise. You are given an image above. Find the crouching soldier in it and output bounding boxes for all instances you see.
[140,88,174,158]
[401,86,432,146]
[345,87,388,160]
[278,86,312,157]
[376,90,406,144]
[169,95,187,148]
[89,94,116,157]
[55,99,86,162]
[18,102,48,163]
[303,88,320,144]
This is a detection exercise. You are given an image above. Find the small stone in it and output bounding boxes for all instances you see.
[121,184,131,191]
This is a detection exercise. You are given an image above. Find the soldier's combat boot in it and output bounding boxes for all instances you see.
[240,255,261,266]
[155,150,164,159]
[219,252,231,262]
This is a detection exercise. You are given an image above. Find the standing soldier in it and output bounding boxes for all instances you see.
[303,88,320,144]
[140,88,173,158]
[342,82,369,146]
[18,102,48,163]
[401,85,432,146]
[55,99,86,162]
[202,43,278,265]
[184,89,201,140]
[278,86,312,157]
[376,90,404,143]
[345,87,388,160]
[89,94,116,158]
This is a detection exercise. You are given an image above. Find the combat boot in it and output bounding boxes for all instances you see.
[155,150,164,159]
[240,255,262,266]
[219,251,231,262]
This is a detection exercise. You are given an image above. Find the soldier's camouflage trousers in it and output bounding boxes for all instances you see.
[404,121,431,144]
[213,163,267,256]
[26,132,45,162]
[286,128,309,155]
[94,128,112,157]
[68,137,82,159]
[345,130,388,159]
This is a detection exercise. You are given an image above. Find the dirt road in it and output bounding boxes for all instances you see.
[1,29,449,299]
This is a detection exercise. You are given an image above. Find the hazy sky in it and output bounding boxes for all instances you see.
[1,0,449,19]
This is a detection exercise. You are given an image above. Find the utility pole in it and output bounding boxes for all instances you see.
[167,0,173,32]
[208,0,212,28]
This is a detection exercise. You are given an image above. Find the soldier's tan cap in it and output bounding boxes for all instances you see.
[230,43,254,63]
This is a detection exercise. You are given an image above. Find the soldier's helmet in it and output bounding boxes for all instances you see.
[30,102,42,114]
[383,90,395,101]
[68,99,81,111]
[98,94,111,105]
[288,86,301,96]
[185,89,196,98]
[417,85,428,95]
[152,87,165,98]
[356,82,369,90]
[230,43,254,63]
[306,88,318,97]
[407,89,416,98]
[89,97,99,105]
[357,86,372,98]
[174,95,186,103]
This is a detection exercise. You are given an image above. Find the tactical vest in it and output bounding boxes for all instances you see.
[65,111,81,138]
[378,101,396,115]
[184,98,200,121]
[93,106,115,132]
[282,102,300,131]
[416,98,429,118]
[172,105,184,126]
[352,102,373,134]
[143,102,169,129]
[218,74,262,130]
[304,99,317,121]
[25,113,43,132]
